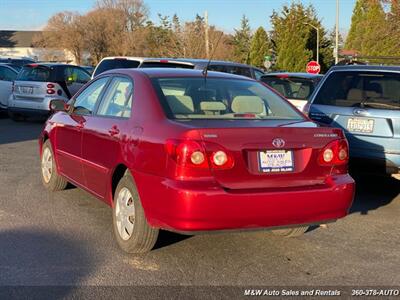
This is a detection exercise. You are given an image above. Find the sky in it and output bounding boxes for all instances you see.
[0,0,356,34]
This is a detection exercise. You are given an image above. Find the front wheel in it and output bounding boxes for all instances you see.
[272,226,309,238]
[112,172,159,253]
[41,140,68,191]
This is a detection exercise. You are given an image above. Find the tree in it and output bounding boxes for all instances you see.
[270,3,332,72]
[248,27,271,68]
[34,12,86,64]
[345,0,387,56]
[232,15,252,63]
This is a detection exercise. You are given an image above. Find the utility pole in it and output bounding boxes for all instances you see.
[335,0,340,64]
[205,11,210,59]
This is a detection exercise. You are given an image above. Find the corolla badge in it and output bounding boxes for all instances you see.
[272,138,285,148]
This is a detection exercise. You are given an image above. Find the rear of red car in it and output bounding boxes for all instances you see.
[134,73,355,232]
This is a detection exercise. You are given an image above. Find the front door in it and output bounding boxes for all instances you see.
[54,76,110,184]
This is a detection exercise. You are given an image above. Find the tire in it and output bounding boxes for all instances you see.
[8,111,25,122]
[112,172,159,253]
[41,140,68,191]
[272,226,309,238]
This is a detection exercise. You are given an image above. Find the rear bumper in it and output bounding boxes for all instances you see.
[134,171,355,232]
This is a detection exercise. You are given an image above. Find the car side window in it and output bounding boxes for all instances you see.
[254,69,265,80]
[0,66,17,81]
[65,67,90,85]
[73,77,109,115]
[96,77,133,118]
[74,67,91,84]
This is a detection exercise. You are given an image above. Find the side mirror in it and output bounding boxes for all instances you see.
[49,99,69,112]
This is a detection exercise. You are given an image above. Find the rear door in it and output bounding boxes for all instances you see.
[13,65,52,102]
[81,76,133,199]
[198,125,341,190]
[0,66,17,107]
[309,70,400,157]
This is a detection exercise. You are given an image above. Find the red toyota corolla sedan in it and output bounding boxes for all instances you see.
[39,68,355,253]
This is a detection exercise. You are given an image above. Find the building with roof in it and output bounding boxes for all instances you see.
[0,30,75,63]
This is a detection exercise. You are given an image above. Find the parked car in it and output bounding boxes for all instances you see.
[92,56,265,80]
[0,63,22,72]
[306,65,400,177]
[39,68,354,253]
[0,64,18,110]
[80,65,95,75]
[260,72,323,111]
[8,63,91,120]
[0,57,35,67]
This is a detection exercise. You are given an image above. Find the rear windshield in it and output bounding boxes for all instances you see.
[208,65,253,78]
[140,62,194,69]
[261,76,319,100]
[93,59,140,77]
[314,71,400,110]
[17,66,51,82]
[152,77,304,120]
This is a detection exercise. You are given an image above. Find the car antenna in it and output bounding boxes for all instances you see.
[202,31,224,78]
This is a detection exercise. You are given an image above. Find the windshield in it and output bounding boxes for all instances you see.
[314,71,400,110]
[261,76,319,100]
[152,77,304,120]
[140,61,194,69]
[17,66,51,82]
[93,59,140,77]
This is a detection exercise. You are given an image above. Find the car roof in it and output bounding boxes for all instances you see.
[24,63,80,68]
[104,68,255,80]
[329,65,400,72]
[0,63,18,72]
[262,72,323,79]
[99,56,255,68]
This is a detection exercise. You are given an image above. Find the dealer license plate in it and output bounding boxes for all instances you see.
[258,150,294,173]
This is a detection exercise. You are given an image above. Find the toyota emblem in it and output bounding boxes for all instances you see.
[272,138,285,148]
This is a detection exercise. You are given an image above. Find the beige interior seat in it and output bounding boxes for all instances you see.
[231,96,264,114]
[166,95,194,114]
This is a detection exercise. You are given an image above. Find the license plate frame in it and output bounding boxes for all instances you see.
[258,150,294,173]
[19,86,34,94]
[347,118,374,133]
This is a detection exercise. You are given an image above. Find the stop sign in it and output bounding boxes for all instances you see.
[306,61,321,74]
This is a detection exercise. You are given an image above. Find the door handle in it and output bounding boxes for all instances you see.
[77,121,85,129]
[108,126,120,136]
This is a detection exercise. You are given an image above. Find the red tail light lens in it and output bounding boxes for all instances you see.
[47,83,55,89]
[47,89,56,95]
[165,139,234,179]
[318,139,349,166]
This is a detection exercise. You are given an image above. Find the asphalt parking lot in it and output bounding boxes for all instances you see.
[0,116,399,296]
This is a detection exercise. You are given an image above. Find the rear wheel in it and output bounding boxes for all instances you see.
[112,172,159,253]
[272,226,309,238]
[41,140,68,191]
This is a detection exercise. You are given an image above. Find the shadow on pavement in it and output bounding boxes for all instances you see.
[153,230,192,250]
[0,118,44,145]
[350,172,399,215]
[0,229,95,299]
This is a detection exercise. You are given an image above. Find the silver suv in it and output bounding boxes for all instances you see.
[8,63,90,120]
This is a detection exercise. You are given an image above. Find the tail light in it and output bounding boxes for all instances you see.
[318,139,349,166]
[47,82,56,95]
[165,139,234,180]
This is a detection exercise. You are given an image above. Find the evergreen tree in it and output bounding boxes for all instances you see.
[249,27,271,68]
[270,3,332,72]
[346,0,387,56]
[233,15,252,63]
